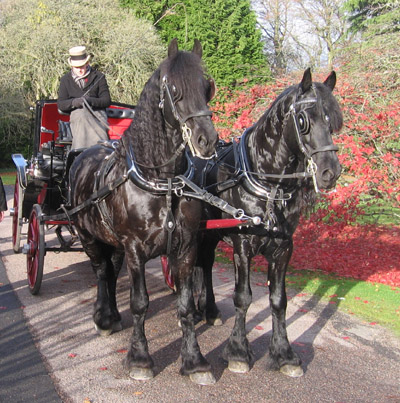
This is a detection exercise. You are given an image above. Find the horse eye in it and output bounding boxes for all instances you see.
[299,116,304,127]
[172,85,177,93]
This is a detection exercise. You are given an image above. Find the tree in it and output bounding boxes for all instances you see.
[344,0,400,34]
[121,0,270,86]
[291,0,349,71]
[254,0,295,74]
[0,0,165,160]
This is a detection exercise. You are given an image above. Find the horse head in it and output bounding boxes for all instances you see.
[285,68,343,191]
[158,38,218,159]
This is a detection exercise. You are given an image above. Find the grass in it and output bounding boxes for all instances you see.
[285,268,400,337]
[0,169,16,185]
[215,248,400,337]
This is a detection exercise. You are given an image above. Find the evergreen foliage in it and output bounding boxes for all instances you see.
[120,0,270,86]
[344,0,400,34]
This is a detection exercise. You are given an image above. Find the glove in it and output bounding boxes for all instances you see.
[71,97,85,108]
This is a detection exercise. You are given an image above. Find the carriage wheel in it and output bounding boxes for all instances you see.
[26,204,45,295]
[12,175,24,253]
[161,255,175,291]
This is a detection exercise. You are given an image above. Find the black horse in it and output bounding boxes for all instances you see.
[194,69,343,377]
[69,39,218,385]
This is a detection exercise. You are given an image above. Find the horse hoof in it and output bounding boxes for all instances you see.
[94,323,113,337]
[112,321,123,332]
[189,371,216,385]
[280,364,304,378]
[129,367,154,381]
[207,317,222,326]
[94,321,122,337]
[228,360,250,373]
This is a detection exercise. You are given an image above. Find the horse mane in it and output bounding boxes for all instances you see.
[161,51,205,99]
[121,50,206,166]
[261,80,343,135]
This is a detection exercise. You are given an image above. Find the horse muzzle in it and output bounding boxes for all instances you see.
[314,151,342,190]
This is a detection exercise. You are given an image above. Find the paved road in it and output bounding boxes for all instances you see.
[0,184,399,402]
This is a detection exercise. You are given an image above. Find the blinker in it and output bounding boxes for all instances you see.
[297,111,310,136]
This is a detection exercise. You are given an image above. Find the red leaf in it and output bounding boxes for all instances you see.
[68,353,77,358]
[117,349,128,353]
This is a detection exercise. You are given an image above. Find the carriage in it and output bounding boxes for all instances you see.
[11,99,135,294]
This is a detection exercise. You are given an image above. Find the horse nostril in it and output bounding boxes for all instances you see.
[198,135,208,148]
[321,169,335,182]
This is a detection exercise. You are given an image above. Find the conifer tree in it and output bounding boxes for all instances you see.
[121,0,269,86]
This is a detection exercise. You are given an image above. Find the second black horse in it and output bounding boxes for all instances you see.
[194,68,343,378]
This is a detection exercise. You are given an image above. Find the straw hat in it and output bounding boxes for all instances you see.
[68,46,91,67]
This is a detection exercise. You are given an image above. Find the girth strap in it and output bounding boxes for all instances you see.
[165,178,176,255]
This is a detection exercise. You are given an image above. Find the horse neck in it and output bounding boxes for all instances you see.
[121,72,184,178]
[247,99,297,178]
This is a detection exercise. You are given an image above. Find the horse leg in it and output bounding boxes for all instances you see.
[196,236,222,325]
[102,247,125,334]
[222,239,254,373]
[81,236,120,336]
[123,252,154,381]
[266,239,303,377]
[171,251,216,385]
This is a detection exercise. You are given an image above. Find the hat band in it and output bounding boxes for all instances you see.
[70,54,88,61]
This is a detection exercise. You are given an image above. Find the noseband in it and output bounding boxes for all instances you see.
[159,75,213,158]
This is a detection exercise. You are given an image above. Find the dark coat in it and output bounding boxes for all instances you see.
[0,177,7,212]
[57,69,111,114]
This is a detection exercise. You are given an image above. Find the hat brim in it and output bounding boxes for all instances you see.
[68,55,90,67]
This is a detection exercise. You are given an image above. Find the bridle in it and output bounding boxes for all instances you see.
[159,75,214,158]
[287,88,339,193]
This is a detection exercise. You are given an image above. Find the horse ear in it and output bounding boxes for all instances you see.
[192,39,203,58]
[300,68,312,93]
[324,71,336,91]
[168,38,179,58]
